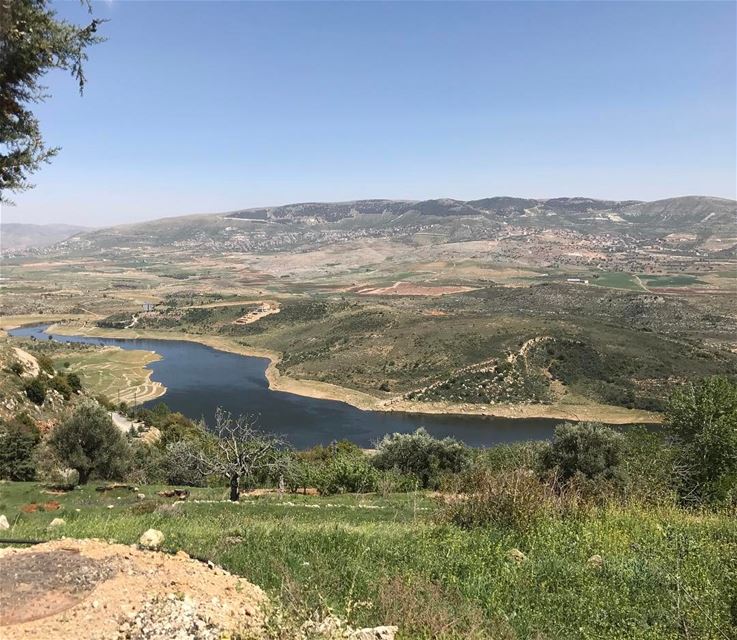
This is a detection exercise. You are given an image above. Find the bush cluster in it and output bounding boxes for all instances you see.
[372,428,470,489]
[3,377,735,516]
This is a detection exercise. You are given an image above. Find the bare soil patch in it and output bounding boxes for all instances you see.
[357,281,475,296]
[0,538,267,640]
[233,301,280,325]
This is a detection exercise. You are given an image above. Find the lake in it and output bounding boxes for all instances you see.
[11,324,614,448]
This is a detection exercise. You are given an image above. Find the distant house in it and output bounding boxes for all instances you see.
[142,302,156,312]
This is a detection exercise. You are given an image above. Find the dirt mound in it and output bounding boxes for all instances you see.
[0,538,267,639]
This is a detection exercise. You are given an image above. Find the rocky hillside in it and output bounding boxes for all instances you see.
[39,195,736,257]
[226,195,736,236]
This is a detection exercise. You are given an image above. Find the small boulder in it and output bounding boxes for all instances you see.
[587,554,604,569]
[0,515,9,530]
[507,548,527,564]
[48,517,66,528]
[139,528,165,549]
[350,626,398,640]
[136,493,146,500]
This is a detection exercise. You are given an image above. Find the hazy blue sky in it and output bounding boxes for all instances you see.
[5,0,736,226]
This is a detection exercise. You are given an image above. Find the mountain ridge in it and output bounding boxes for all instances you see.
[18,194,736,256]
[1,223,92,251]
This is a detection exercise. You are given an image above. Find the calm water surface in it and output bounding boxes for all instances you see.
[12,324,594,448]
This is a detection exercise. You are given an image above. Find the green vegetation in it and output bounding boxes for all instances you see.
[541,421,626,486]
[23,377,46,404]
[85,284,737,413]
[1,380,737,638]
[589,272,645,290]
[47,401,130,484]
[642,274,705,287]
[373,428,470,489]
[0,413,40,480]
[667,376,737,504]
[1,482,735,640]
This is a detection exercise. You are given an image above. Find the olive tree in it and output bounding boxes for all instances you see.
[372,428,470,489]
[541,421,627,485]
[48,400,129,483]
[184,408,287,501]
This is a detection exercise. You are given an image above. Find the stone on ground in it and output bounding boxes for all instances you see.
[0,515,9,530]
[587,554,604,568]
[350,626,398,640]
[138,528,165,549]
[507,548,527,563]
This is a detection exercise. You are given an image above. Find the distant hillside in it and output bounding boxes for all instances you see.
[225,195,735,232]
[52,195,736,256]
[1,223,91,251]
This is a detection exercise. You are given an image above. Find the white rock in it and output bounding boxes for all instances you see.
[587,554,604,569]
[0,515,9,530]
[507,548,527,564]
[48,517,66,528]
[139,528,165,549]
[136,493,146,500]
[350,627,398,640]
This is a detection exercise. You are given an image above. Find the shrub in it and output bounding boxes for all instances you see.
[66,372,82,393]
[0,416,41,480]
[47,374,72,399]
[161,440,208,486]
[125,442,165,484]
[667,376,737,505]
[137,407,207,447]
[9,360,25,376]
[622,427,678,504]
[376,468,419,496]
[541,421,627,488]
[24,378,46,405]
[284,458,319,494]
[48,400,130,483]
[372,428,470,489]
[94,394,115,410]
[475,440,547,472]
[298,439,363,464]
[438,468,585,532]
[440,441,547,494]
[36,354,55,375]
[316,454,378,495]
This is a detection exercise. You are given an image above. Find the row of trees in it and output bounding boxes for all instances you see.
[2,376,736,509]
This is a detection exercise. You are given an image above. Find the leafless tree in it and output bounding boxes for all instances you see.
[184,408,287,501]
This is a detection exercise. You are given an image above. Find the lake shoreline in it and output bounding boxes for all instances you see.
[4,317,662,425]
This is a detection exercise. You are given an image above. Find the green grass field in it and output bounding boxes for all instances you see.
[588,272,645,290]
[1,482,735,639]
[642,274,705,288]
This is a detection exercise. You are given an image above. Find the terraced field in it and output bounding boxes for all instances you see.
[51,347,164,404]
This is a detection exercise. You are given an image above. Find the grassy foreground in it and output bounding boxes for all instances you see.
[1,482,736,639]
